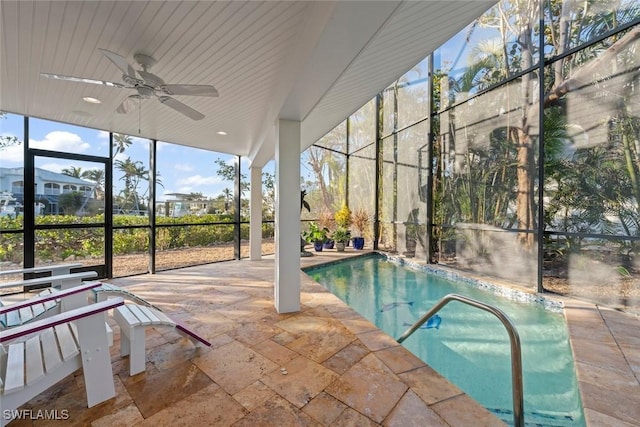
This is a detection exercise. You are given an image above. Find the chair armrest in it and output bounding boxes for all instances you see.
[0,297,124,343]
[0,263,84,277]
[0,271,98,290]
[0,282,102,316]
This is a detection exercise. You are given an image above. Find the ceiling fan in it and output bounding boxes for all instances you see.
[41,48,218,121]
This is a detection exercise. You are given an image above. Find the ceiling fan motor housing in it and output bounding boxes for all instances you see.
[136,86,156,98]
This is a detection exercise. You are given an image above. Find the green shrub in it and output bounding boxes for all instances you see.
[0,213,271,262]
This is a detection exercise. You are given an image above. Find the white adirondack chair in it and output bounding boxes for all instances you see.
[0,297,124,426]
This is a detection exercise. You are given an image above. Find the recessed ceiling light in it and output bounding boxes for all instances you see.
[82,96,101,104]
[217,131,227,135]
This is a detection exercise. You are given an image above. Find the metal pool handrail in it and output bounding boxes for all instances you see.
[396,293,524,427]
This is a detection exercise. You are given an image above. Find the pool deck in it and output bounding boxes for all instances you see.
[5,250,640,426]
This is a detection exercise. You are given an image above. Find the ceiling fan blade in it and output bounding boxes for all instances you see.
[99,48,137,77]
[160,84,219,97]
[40,72,125,88]
[158,96,205,121]
[115,101,128,114]
[115,95,141,114]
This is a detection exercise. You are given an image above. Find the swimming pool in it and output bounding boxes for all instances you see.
[305,253,585,427]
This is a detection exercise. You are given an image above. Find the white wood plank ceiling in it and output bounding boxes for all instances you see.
[1,1,495,166]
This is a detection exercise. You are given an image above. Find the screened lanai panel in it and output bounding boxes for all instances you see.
[112,228,149,277]
[397,57,429,131]
[113,136,149,219]
[396,122,429,259]
[545,0,640,60]
[155,144,237,270]
[380,122,429,257]
[348,143,376,246]
[34,156,105,223]
[301,145,347,216]
[542,29,640,311]
[314,121,347,154]
[156,144,236,220]
[436,0,540,112]
[382,85,396,137]
[155,224,235,271]
[348,99,376,154]
[436,75,539,287]
[35,228,104,268]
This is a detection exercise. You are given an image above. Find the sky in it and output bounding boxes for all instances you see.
[0,112,274,201]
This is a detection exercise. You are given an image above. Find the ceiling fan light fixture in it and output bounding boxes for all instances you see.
[82,96,101,104]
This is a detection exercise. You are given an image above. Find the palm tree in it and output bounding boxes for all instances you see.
[113,133,133,156]
[83,169,105,200]
[115,158,149,212]
[221,188,232,212]
[61,166,84,178]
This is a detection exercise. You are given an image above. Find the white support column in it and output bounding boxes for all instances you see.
[275,119,301,313]
[249,165,263,260]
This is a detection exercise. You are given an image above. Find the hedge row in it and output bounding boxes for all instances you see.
[0,214,275,263]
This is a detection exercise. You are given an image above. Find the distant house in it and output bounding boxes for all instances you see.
[0,167,96,215]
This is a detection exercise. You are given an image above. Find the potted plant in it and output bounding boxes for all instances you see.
[351,208,369,250]
[334,205,352,229]
[302,222,329,252]
[318,208,336,249]
[334,205,352,246]
[331,227,351,252]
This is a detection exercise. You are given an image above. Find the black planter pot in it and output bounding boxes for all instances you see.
[313,241,324,251]
[352,237,365,250]
[323,240,335,249]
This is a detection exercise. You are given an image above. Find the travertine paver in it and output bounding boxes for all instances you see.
[261,355,339,408]
[302,391,348,425]
[231,394,320,427]
[232,381,277,411]
[192,339,279,395]
[322,341,370,375]
[136,383,247,426]
[120,361,213,418]
[398,365,465,405]
[432,394,506,427]
[251,337,299,365]
[375,345,427,374]
[325,353,408,423]
[383,390,449,427]
[277,315,356,362]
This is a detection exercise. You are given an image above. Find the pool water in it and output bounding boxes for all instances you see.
[305,254,585,427]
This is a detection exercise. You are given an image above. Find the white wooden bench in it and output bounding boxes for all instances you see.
[0,297,124,426]
[113,304,211,375]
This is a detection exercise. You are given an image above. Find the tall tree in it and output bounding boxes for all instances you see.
[115,158,149,212]
[113,133,133,156]
[61,166,84,178]
[84,169,106,200]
